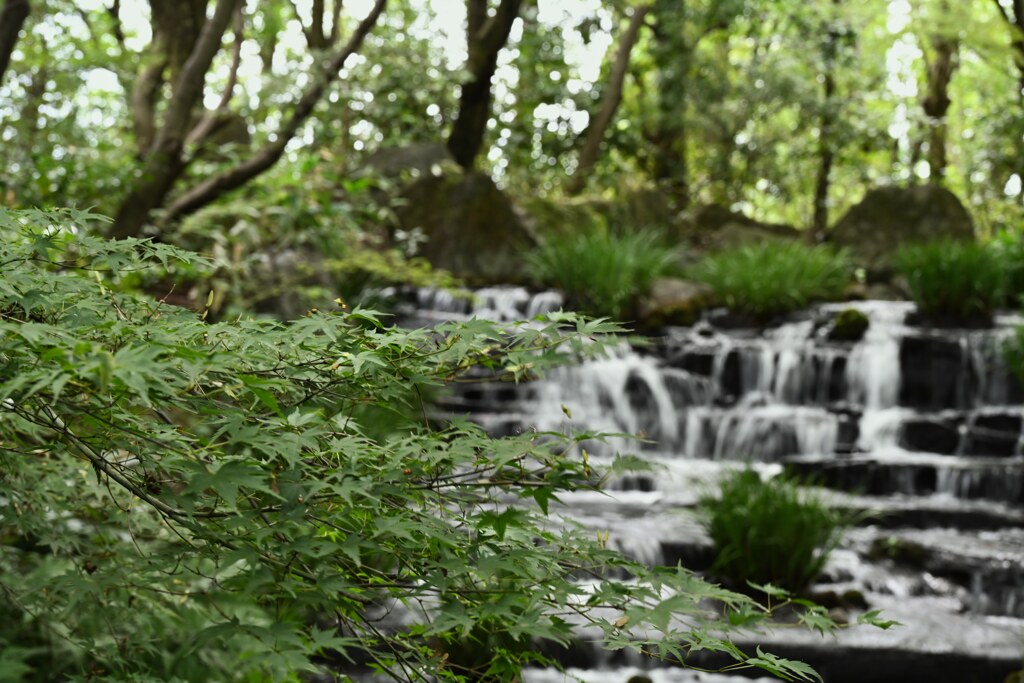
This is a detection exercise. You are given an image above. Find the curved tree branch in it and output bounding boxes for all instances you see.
[567,4,651,196]
[111,0,243,238]
[186,3,245,149]
[164,0,387,222]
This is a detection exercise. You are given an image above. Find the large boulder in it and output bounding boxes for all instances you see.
[637,277,716,329]
[521,188,676,238]
[364,144,534,283]
[678,204,801,256]
[829,185,975,267]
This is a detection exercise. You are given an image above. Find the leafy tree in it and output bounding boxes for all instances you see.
[0,208,864,682]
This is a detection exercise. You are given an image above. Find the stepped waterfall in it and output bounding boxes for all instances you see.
[402,289,1024,683]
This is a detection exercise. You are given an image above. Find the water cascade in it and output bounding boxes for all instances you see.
[413,293,1024,682]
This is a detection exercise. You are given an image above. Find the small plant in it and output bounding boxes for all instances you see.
[527,228,678,320]
[690,241,852,319]
[701,468,849,595]
[987,229,1024,307]
[894,239,1004,324]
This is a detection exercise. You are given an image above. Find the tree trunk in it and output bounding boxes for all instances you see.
[921,32,957,182]
[567,4,650,196]
[447,0,523,169]
[111,0,242,239]
[647,0,691,208]
[0,0,29,86]
[812,0,841,236]
[163,0,387,222]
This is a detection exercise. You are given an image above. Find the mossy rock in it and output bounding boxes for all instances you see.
[868,536,929,567]
[828,308,870,342]
[521,188,676,241]
[678,204,801,256]
[637,277,716,330]
[829,185,974,271]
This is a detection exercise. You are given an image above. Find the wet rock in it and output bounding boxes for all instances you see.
[626,676,654,683]
[637,277,716,329]
[899,333,973,410]
[829,184,975,269]
[900,415,963,454]
[624,371,665,447]
[834,409,860,453]
[964,412,1022,456]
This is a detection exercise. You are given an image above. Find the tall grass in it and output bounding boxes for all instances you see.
[987,229,1024,308]
[689,241,852,319]
[701,469,848,595]
[894,239,1004,323]
[527,228,678,320]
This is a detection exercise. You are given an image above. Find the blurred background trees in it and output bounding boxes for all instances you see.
[0,0,1021,237]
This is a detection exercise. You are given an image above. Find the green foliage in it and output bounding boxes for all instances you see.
[527,228,678,320]
[0,209,845,682]
[894,239,1004,323]
[701,469,849,595]
[163,173,456,318]
[689,242,852,319]
[986,229,1024,307]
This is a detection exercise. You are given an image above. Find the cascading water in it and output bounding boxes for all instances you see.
[415,294,1024,682]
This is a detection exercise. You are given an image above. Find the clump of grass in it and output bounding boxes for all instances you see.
[689,241,852,319]
[894,239,1004,324]
[527,228,678,320]
[701,468,848,595]
[987,229,1024,308]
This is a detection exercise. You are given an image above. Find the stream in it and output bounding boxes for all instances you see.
[399,288,1024,683]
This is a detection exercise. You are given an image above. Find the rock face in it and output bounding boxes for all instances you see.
[680,204,801,253]
[829,185,975,266]
[637,277,716,329]
[365,144,534,283]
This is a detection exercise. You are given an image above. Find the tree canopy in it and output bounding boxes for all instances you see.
[0,0,1021,232]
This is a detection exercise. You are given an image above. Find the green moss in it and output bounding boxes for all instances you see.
[828,308,870,342]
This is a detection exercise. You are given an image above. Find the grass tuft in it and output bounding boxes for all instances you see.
[894,239,1003,323]
[689,241,852,319]
[701,468,848,595]
[527,228,678,320]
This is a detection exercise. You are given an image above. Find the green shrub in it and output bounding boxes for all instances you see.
[701,469,849,595]
[527,228,678,320]
[987,229,1024,307]
[0,209,849,682]
[894,239,1004,323]
[689,241,852,319]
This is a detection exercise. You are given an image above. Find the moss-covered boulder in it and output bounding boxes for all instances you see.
[365,144,534,283]
[829,185,974,269]
[679,204,801,255]
[828,308,870,342]
[520,188,676,240]
[637,277,716,329]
